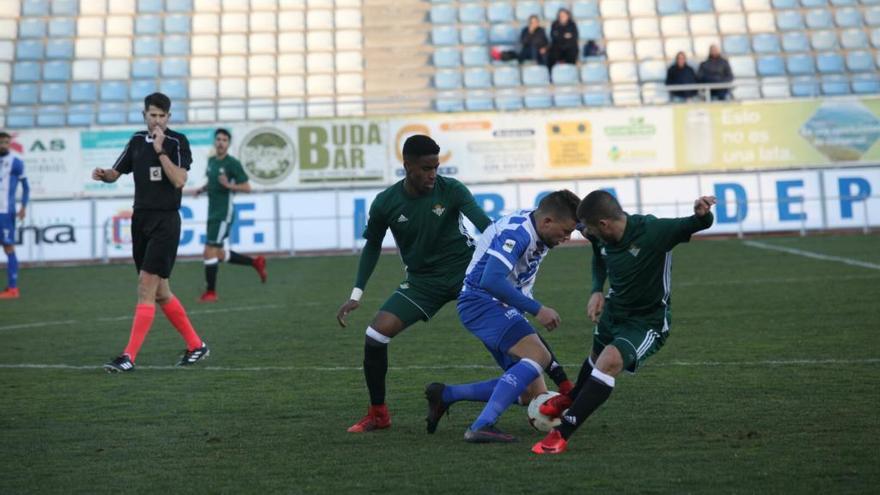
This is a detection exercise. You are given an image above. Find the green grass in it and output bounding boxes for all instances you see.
[2,235,879,494]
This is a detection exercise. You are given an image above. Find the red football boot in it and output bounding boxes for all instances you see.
[0,287,20,299]
[198,290,218,303]
[531,429,568,455]
[347,404,391,433]
[539,393,573,418]
[557,379,574,396]
[253,255,267,283]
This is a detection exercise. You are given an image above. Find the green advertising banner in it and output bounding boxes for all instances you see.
[674,97,880,171]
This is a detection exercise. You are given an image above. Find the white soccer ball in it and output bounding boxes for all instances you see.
[527,391,562,432]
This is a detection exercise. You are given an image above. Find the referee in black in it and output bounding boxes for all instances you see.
[92,92,209,372]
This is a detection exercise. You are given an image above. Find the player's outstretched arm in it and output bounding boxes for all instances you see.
[92,168,121,183]
[336,238,382,327]
[694,196,717,218]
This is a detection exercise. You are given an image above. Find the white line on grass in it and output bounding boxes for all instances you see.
[743,240,880,271]
[0,320,78,330]
[0,358,877,372]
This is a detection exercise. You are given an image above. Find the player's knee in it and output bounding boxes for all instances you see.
[370,311,405,338]
[365,326,391,347]
[596,345,624,376]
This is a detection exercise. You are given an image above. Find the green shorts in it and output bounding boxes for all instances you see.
[206,219,232,247]
[379,272,464,328]
[593,303,671,373]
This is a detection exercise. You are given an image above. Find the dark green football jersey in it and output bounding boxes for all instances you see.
[589,213,714,314]
[362,175,491,279]
[206,155,248,221]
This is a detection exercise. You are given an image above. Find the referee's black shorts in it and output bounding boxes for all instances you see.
[131,210,181,279]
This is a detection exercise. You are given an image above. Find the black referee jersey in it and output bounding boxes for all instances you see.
[112,129,193,211]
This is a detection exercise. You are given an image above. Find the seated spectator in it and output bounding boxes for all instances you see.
[583,39,605,58]
[666,51,698,102]
[549,8,578,68]
[518,15,549,65]
[697,45,734,101]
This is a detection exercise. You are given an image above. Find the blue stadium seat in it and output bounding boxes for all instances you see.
[659,0,685,15]
[583,90,612,106]
[136,16,162,34]
[130,80,158,100]
[846,50,875,71]
[686,0,713,12]
[782,32,809,52]
[522,65,550,86]
[776,10,805,30]
[22,0,49,16]
[810,30,838,50]
[493,66,520,86]
[805,9,833,29]
[7,108,36,128]
[459,4,485,23]
[163,35,190,56]
[772,0,798,7]
[432,26,458,46]
[753,34,781,53]
[790,76,819,97]
[161,58,189,77]
[101,81,129,102]
[51,0,77,15]
[724,35,751,55]
[19,19,46,38]
[495,90,523,110]
[16,40,44,60]
[464,67,491,88]
[757,55,786,76]
[40,83,67,104]
[787,54,816,74]
[580,19,602,41]
[11,84,38,104]
[515,1,541,22]
[138,0,164,12]
[801,0,827,6]
[98,103,128,125]
[580,61,609,82]
[490,24,518,44]
[462,46,490,66]
[67,104,95,126]
[167,0,194,12]
[70,82,97,102]
[43,61,71,81]
[543,1,567,20]
[46,40,74,59]
[434,93,464,112]
[830,0,856,4]
[852,73,880,94]
[465,92,494,111]
[135,37,161,56]
[160,79,188,100]
[841,29,868,49]
[48,18,76,37]
[13,62,41,82]
[524,89,552,109]
[434,69,462,89]
[867,7,880,26]
[572,0,599,18]
[821,75,850,95]
[554,89,582,107]
[433,48,461,67]
[461,26,488,45]
[835,8,862,27]
[132,59,159,78]
[487,2,514,22]
[430,5,456,24]
[872,28,880,48]
[816,52,845,73]
[551,64,578,84]
[639,61,667,81]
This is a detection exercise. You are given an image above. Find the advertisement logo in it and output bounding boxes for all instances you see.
[298,122,384,181]
[240,127,296,185]
[111,209,133,249]
[547,121,592,168]
[394,124,452,164]
[799,101,880,162]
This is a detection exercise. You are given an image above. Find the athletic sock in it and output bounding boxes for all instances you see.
[556,367,615,440]
[569,355,596,398]
[363,327,389,406]
[122,303,156,361]
[471,359,542,431]
[6,251,18,289]
[160,296,203,350]
[537,333,569,387]
[228,251,253,266]
[204,258,219,291]
[441,378,499,404]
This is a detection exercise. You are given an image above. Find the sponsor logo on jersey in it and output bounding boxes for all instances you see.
[399,282,410,289]
[432,204,445,217]
[629,245,641,257]
[149,167,162,181]
[600,247,607,256]
[503,239,516,253]
[397,214,408,223]
[239,127,296,185]
[504,308,520,319]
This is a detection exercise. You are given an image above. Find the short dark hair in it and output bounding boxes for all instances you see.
[0,131,10,139]
[536,190,580,222]
[402,135,440,160]
[215,128,231,139]
[577,190,625,226]
[143,92,171,113]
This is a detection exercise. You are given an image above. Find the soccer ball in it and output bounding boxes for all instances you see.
[527,391,562,432]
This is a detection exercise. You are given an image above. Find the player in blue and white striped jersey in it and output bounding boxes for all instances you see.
[425,190,580,443]
[0,132,29,299]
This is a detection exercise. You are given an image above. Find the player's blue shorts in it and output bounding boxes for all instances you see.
[0,213,14,245]
[457,292,536,371]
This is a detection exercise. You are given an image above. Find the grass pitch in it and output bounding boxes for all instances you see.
[1,235,879,494]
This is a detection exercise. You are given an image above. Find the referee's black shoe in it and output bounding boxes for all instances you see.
[177,343,210,367]
[104,355,135,373]
[425,382,450,434]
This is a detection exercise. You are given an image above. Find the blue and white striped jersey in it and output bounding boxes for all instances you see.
[462,209,549,301]
[0,153,26,215]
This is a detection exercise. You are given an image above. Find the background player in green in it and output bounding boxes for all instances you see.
[532,190,716,454]
[194,128,267,303]
[335,135,493,433]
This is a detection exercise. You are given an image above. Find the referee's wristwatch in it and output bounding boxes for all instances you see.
[157,150,167,157]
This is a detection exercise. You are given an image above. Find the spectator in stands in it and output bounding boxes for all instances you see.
[549,8,579,68]
[666,52,698,102]
[518,15,549,65]
[583,39,605,58]
[697,45,734,101]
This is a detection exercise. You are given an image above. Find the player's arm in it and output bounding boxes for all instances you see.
[656,196,717,250]
[153,128,188,188]
[94,135,134,183]
[456,182,492,232]
[336,200,387,327]
[14,159,29,220]
[586,235,606,323]
[220,162,251,193]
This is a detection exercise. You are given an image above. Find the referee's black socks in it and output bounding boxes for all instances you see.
[556,367,615,440]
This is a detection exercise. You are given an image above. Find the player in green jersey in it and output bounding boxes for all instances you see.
[532,189,716,454]
[195,128,267,303]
